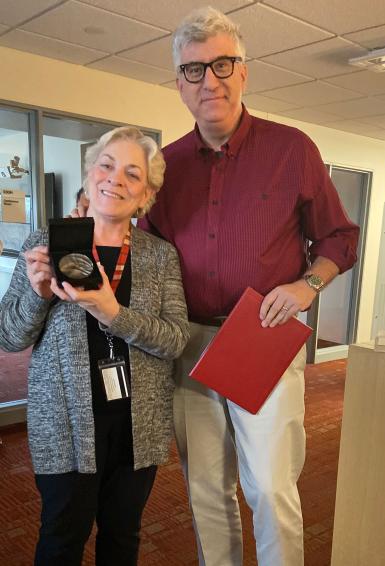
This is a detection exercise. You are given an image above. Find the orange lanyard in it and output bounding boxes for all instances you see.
[92,230,131,294]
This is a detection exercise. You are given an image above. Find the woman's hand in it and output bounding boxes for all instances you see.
[50,264,120,327]
[24,246,54,299]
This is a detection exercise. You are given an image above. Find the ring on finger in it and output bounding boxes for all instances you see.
[281,306,289,312]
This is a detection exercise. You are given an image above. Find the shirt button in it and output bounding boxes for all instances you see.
[208,271,215,278]
[212,200,219,205]
[208,233,215,239]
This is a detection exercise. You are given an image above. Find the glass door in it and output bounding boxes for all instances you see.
[0,106,35,423]
[307,166,370,363]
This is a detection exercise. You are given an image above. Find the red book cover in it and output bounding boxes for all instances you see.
[189,287,313,414]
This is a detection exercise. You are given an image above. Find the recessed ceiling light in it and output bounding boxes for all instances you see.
[349,47,385,72]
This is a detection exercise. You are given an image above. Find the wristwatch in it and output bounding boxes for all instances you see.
[303,273,325,293]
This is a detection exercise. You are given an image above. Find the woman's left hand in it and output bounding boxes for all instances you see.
[50,264,120,327]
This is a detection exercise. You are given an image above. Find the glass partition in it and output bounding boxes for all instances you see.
[0,107,33,258]
[0,107,34,408]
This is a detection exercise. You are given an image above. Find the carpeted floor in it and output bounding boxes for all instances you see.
[0,359,346,566]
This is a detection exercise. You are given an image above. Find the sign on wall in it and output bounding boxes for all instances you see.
[1,188,26,223]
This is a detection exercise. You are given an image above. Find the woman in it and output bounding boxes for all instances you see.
[0,126,189,566]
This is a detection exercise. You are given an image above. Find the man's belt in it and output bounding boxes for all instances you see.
[189,315,227,327]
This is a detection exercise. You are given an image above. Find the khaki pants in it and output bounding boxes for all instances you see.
[174,322,306,566]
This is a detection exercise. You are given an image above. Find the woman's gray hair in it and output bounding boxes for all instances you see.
[172,6,246,68]
[83,126,165,217]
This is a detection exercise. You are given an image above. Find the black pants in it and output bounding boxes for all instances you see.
[34,412,157,566]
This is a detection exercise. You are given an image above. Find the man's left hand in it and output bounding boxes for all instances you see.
[260,280,317,328]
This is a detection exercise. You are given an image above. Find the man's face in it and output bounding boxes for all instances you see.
[176,33,247,137]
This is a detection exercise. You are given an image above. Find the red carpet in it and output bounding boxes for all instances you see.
[0,359,346,565]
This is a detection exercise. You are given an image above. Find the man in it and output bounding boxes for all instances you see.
[139,7,359,566]
[76,7,358,564]
[75,186,89,209]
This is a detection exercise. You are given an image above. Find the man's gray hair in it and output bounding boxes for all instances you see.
[83,126,165,217]
[172,6,246,68]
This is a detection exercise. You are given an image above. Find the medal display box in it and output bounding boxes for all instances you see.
[48,217,102,290]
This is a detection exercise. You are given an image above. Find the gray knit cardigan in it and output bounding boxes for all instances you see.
[0,225,189,474]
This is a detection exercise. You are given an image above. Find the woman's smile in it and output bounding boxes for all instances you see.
[100,188,124,200]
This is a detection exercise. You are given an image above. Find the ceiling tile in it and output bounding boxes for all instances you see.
[364,129,385,140]
[324,70,385,96]
[0,0,62,27]
[263,81,361,106]
[375,93,385,103]
[323,119,383,135]
[88,56,175,84]
[230,4,333,59]
[314,97,385,118]
[344,25,385,49]
[0,29,107,65]
[278,107,342,124]
[243,93,299,113]
[263,0,385,35]
[22,1,167,54]
[262,37,367,79]
[119,35,174,71]
[79,0,254,30]
[245,60,312,93]
[357,114,385,128]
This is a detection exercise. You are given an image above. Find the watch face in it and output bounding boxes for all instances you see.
[305,274,324,291]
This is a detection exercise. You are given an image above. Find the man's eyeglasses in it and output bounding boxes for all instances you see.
[178,56,243,83]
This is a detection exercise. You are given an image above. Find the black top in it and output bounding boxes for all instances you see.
[86,246,132,415]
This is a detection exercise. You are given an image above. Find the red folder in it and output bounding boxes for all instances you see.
[189,287,312,414]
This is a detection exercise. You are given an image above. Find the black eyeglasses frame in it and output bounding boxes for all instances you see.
[178,56,243,83]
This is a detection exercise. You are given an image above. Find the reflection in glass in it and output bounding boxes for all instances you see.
[59,253,93,279]
[0,108,32,255]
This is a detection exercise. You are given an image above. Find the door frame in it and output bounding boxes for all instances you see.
[306,164,371,364]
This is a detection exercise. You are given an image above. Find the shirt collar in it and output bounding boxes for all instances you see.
[194,104,252,157]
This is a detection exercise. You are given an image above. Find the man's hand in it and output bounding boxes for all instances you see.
[260,280,317,328]
[260,256,340,327]
[50,264,120,327]
[67,199,88,218]
[24,246,54,299]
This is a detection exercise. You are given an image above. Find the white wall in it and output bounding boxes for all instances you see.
[1,45,384,344]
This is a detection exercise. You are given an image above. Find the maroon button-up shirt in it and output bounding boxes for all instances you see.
[139,107,359,319]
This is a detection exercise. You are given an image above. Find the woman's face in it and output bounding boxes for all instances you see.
[87,138,152,222]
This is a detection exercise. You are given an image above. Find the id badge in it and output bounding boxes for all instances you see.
[98,356,131,401]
